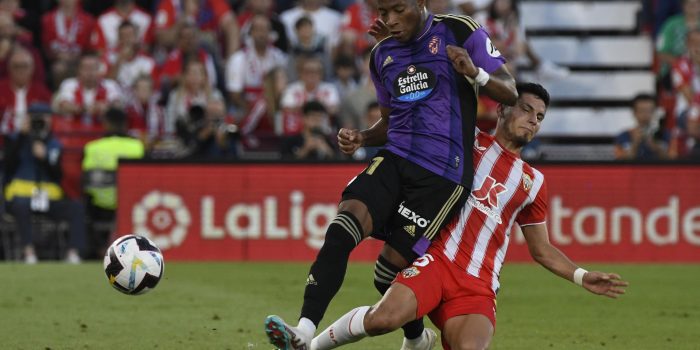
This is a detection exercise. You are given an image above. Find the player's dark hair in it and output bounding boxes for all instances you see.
[516,82,550,107]
[302,101,327,116]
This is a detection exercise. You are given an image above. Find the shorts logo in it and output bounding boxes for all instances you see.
[401,266,420,278]
[522,173,533,192]
[404,225,416,236]
[393,65,437,102]
[306,274,317,286]
[398,201,430,228]
[428,35,440,54]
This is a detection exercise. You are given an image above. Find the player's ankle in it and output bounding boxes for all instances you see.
[297,317,316,338]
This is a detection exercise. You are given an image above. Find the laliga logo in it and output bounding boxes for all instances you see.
[132,190,191,250]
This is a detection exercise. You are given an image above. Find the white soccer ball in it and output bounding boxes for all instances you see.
[103,234,164,295]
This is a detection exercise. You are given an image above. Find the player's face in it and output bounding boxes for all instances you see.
[501,93,546,146]
[378,0,426,43]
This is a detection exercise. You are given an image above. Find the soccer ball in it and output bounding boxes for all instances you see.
[103,235,164,295]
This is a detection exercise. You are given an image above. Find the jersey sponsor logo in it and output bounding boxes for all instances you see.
[393,65,437,102]
[485,37,501,58]
[382,55,393,68]
[428,35,440,55]
[522,173,533,192]
[468,176,508,223]
[401,266,420,278]
[398,201,431,228]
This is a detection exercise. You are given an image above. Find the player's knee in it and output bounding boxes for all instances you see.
[364,305,404,336]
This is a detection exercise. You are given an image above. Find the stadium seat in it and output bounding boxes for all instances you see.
[521,1,642,31]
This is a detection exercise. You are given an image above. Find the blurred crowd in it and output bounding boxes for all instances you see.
[0,0,575,164]
[630,0,700,160]
[0,0,697,263]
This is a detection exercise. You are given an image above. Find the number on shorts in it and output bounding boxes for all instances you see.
[366,156,384,175]
[413,254,434,267]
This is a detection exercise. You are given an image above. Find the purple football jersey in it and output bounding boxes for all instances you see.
[370,14,506,187]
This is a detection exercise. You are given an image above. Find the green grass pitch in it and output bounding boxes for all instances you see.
[0,262,698,349]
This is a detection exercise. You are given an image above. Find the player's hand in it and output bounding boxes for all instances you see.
[582,271,628,299]
[447,45,479,78]
[368,18,390,42]
[337,128,363,155]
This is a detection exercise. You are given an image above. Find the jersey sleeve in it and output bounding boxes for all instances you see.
[516,177,547,227]
[369,46,391,108]
[463,27,506,74]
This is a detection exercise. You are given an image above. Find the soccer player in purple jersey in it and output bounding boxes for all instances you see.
[264,0,517,349]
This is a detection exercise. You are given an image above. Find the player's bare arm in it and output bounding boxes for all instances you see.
[337,107,391,155]
[522,224,629,298]
[446,45,518,106]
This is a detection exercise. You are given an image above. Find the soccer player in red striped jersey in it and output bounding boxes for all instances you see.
[309,82,629,350]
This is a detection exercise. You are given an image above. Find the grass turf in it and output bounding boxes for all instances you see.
[0,262,698,349]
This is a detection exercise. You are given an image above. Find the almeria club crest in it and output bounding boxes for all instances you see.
[428,36,440,54]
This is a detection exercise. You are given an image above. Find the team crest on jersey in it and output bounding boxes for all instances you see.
[401,266,420,279]
[393,65,437,102]
[522,173,533,192]
[428,36,440,55]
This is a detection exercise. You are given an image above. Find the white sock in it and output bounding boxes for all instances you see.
[310,306,370,350]
[297,317,317,338]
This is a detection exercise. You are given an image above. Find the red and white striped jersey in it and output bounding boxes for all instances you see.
[430,130,548,297]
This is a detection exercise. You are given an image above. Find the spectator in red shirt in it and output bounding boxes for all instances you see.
[339,0,378,55]
[91,0,154,53]
[0,48,51,134]
[52,53,124,128]
[0,12,45,85]
[672,29,700,157]
[156,22,219,91]
[41,0,94,88]
[100,20,155,89]
[237,0,289,52]
[155,0,240,57]
[125,75,167,149]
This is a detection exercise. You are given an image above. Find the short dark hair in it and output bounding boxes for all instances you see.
[631,93,656,108]
[295,16,313,30]
[302,101,327,116]
[516,82,550,107]
[104,107,127,127]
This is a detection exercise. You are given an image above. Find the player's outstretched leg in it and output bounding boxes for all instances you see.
[264,315,311,350]
[264,205,371,348]
[311,283,419,349]
[375,249,436,350]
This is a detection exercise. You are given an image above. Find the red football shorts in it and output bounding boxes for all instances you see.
[393,252,497,331]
